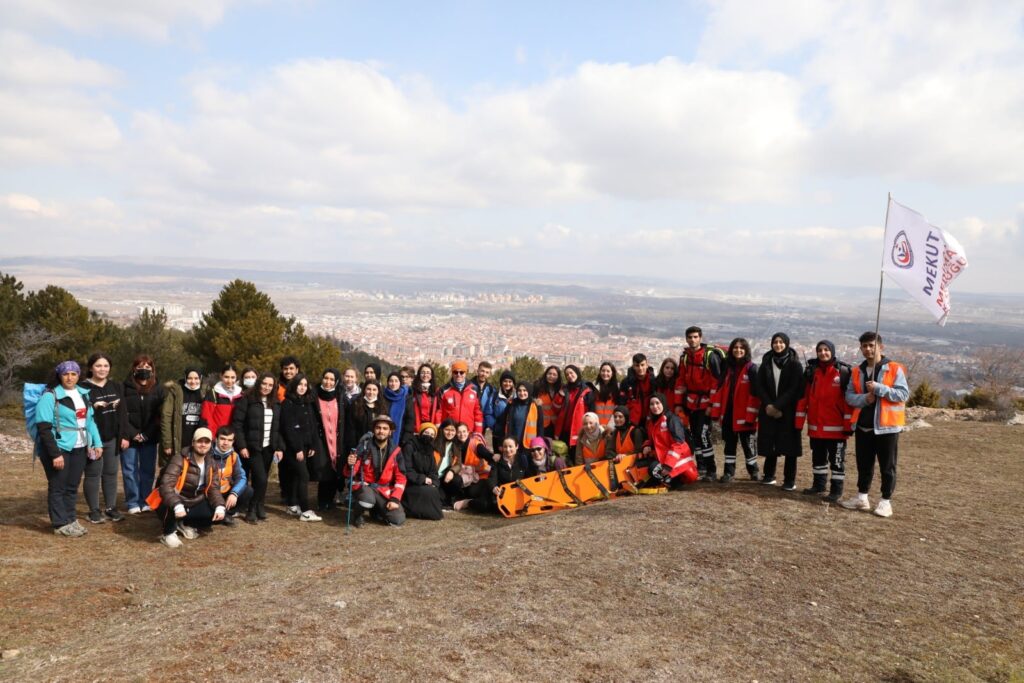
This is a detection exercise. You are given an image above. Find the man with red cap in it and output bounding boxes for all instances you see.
[437,360,484,435]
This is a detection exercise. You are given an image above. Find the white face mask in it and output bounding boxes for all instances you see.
[243,378,256,388]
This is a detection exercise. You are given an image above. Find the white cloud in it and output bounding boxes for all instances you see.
[0,33,121,165]
[1,0,240,41]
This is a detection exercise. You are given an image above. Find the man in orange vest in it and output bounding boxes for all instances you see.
[209,425,253,526]
[149,427,226,548]
[840,332,909,518]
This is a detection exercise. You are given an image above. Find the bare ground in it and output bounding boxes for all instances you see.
[0,419,1022,682]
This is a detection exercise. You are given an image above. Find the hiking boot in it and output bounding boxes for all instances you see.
[244,506,259,524]
[747,467,760,481]
[88,510,106,524]
[703,473,718,483]
[824,490,842,503]
[104,508,124,522]
[256,502,267,520]
[299,510,322,522]
[802,486,824,495]
[221,513,237,527]
[873,499,893,518]
[349,511,364,528]
[54,523,84,537]
[840,496,871,511]
[160,532,183,548]
[176,522,199,539]
[719,473,734,484]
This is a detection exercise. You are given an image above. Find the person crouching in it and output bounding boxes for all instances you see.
[344,415,407,527]
[148,427,226,548]
[209,425,253,526]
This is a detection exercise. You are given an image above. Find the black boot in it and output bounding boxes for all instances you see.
[825,479,844,503]
[802,474,827,495]
[244,503,258,524]
[256,501,267,520]
[747,462,760,481]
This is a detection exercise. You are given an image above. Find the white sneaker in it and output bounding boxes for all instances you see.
[127,506,142,515]
[840,496,871,511]
[286,505,301,516]
[161,532,182,548]
[299,510,322,522]
[873,499,893,518]
[141,504,151,512]
[175,522,199,539]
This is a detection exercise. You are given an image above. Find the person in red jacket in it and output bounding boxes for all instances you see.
[799,340,852,502]
[619,353,654,426]
[344,415,406,527]
[709,338,760,483]
[642,393,698,488]
[411,363,440,430]
[200,362,245,438]
[678,326,724,481]
[437,360,484,435]
[555,364,596,446]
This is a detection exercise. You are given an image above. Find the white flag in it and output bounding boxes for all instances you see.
[882,198,968,325]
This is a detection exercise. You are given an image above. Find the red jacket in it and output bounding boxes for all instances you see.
[799,361,852,439]
[437,382,484,434]
[345,441,407,501]
[678,345,723,411]
[644,412,698,482]
[709,362,760,433]
[620,369,654,426]
[200,384,244,438]
[555,383,596,446]
[412,390,440,430]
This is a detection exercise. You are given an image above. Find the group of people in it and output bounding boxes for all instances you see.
[32,326,909,546]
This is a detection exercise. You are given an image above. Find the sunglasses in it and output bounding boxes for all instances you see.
[452,370,466,375]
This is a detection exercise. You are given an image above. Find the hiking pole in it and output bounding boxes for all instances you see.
[345,449,355,535]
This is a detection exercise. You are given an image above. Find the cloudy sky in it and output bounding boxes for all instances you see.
[1,1,1022,292]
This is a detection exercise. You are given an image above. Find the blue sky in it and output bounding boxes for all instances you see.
[1,0,1022,295]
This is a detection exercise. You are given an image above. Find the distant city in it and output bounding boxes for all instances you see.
[4,257,1022,390]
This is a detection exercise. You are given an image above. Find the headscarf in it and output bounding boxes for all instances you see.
[815,340,837,365]
[317,368,341,402]
[384,375,410,449]
[56,360,81,376]
[771,332,792,369]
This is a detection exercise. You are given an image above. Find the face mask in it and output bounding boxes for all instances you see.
[420,382,430,391]
[243,378,256,388]
[134,369,152,381]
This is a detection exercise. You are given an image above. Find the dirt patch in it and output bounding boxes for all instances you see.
[1,422,1021,682]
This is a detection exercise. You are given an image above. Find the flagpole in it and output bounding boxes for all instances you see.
[873,192,892,339]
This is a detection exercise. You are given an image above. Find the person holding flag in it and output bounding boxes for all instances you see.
[841,332,909,518]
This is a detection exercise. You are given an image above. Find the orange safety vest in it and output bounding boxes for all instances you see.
[519,403,540,450]
[462,434,492,476]
[614,426,637,455]
[593,398,616,426]
[536,389,564,431]
[145,458,216,510]
[580,435,607,463]
[849,363,906,429]
[218,452,238,494]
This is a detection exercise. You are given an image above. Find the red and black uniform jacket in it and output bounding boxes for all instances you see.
[709,361,760,433]
[677,344,723,412]
[798,360,853,439]
[620,368,655,426]
[437,382,484,434]
[555,382,596,446]
[345,436,407,502]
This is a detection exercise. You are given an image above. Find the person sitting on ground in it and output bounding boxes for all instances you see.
[524,436,567,476]
[345,415,406,527]
[209,425,252,526]
[642,393,698,489]
[607,406,645,462]
[148,427,225,548]
[401,422,444,520]
[574,412,607,466]
[453,422,494,503]
[433,419,464,506]
[454,437,523,513]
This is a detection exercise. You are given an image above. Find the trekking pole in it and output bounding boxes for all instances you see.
[345,449,355,535]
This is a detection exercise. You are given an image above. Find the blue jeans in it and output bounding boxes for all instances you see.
[122,442,158,509]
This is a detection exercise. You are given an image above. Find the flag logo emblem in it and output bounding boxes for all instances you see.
[890,230,914,269]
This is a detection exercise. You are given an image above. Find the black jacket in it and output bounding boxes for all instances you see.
[121,381,165,443]
[755,348,804,455]
[313,393,346,457]
[231,394,283,453]
[279,398,321,455]
[488,458,523,489]
[79,379,124,443]
[401,433,440,486]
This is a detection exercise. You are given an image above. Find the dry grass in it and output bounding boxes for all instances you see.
[1,419,1022,682]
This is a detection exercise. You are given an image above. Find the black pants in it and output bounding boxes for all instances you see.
[158,500,215,535]
[356,487,406,525]
[810,438,847,484]
[225,485,254,516]
[721,424,758,477]
[284,452,311,512]
[244,446,274,510]
[41,447,88,528]
[855,429,898,499]
[762,453,798,487]
[83,438,119,513]
[685,408,714,472]
[317,458,339,509]
[279,450,294,506]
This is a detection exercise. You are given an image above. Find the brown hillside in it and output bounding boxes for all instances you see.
[0,420,1021,682]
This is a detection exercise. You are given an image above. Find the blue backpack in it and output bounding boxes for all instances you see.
[23,383,59,461]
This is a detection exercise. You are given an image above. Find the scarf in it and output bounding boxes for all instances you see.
[384,384,409,449]
[316,384,337,402]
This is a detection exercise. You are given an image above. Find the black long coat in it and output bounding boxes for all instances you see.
[754,349,804,457]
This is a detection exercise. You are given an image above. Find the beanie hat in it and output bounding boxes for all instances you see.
[56,360,81,376]
[451,360,469,373]
[419,422,438,435]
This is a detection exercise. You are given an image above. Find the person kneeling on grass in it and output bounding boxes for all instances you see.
[344,415,407,528]
[209,425,253,526]
[147,428,225,548]
[454,437,523,513]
